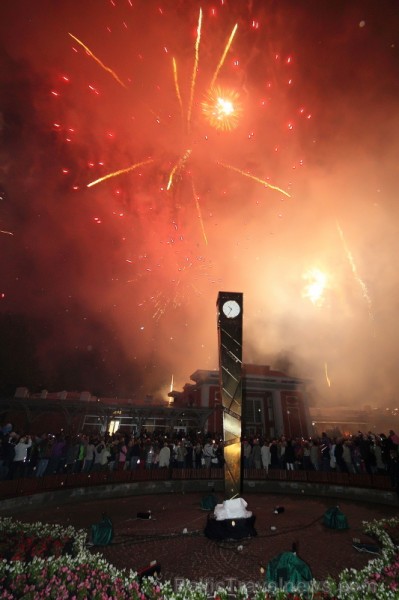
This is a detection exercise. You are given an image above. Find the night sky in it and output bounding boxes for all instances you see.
[0,0,398,406]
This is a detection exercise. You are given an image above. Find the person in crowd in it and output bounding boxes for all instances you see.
[63,435,77,473]
[329,438,337,471]
[242,439,253,468]
[309,440,320,470]
[128,438,141,470]
[284,439,296,471]
[372,437,386,474]
[320,433,331,471]
[203,439,215,469]
[261,440,271,473]
[158,441,171,468]
[82,438,96,473]
[302,441,312,471]
[342,440,355,473]
[251,439,262,469]
[145,443,155,469]
[175,440,187,468]
[107,440,118,471]
[153,443,161,468]
[184,439,193,468]
[269,439,279,470]
[294,438,304,469]
[215,441,225,467]
[117,437,128,471]
[193,441,203,468]
[389,430,399,448]
[358,434,374,474]
[3,433,18,479]
[10,434,32,479]
[74,437,86,473]
[34,434,53,477]
[26,435,41,476]
[334,438,347,473]
[379,433,391,470]
[99,440,111,470]
[45,434,66,475]
[0,437,8,479]
[92,438,105,472]
[351,440,362,473]
[388,449,399,496]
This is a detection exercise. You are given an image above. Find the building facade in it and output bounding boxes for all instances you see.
[1,364,311,439]
[170,364,311,439]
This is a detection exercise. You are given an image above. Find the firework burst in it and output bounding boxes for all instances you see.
[201,86,242,131]
[48,1,308,326]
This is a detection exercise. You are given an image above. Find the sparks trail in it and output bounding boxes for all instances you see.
[210,23,238,90]
[172,57,184,123]
[336,221,374,320]
[324,362,331,387]
[218,162,291,198]
[166,149,192,191]
[187,7,202,132]
[68,33,127,89]
[87,159,154,188]
[191,179,208,246]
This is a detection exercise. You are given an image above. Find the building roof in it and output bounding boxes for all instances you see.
[189,364,305,385]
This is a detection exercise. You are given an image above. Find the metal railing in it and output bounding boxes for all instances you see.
[0,468,394,500]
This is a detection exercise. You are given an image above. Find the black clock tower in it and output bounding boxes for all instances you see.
[217,291,243,497]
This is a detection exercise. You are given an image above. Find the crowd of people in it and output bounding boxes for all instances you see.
[0,424,226,480]
[1,422,399,492]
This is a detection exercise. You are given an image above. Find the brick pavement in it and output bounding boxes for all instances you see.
[4,491,398,588]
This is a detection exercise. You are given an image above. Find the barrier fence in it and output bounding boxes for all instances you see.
[0,468,394,500]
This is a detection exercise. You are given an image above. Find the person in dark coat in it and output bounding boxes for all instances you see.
[285,440,296,470]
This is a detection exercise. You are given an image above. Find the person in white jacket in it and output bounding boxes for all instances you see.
[11,435,32,479]
[261,440,271,474]
[158,442,171,468]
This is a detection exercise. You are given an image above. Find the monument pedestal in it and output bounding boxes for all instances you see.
[204,514,257,541]
[203,497,257,541]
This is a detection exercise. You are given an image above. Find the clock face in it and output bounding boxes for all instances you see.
[222,299,241,319]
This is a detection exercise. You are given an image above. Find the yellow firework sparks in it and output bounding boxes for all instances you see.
[218,162,291,197]
[210,23,238,89]
[172,57,184,122]
[302,268,328,306]
[324,362,331,387]
[187,8,202,130]
[336,221,373,319]
[202,86,242,131]
[166,149,192,191]
[191,179,208,246]
[68,33,127,89]
[87,158,153,188]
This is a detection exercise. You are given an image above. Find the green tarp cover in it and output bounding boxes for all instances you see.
[266,551,313,589]
[323,506,349,530]
[91,516,114,546]
[200,494,218,511]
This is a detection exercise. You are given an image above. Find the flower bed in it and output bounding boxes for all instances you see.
[0,531,73,562]
[0,516,398,599]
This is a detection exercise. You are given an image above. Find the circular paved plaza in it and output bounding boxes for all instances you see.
[3,491,397,588]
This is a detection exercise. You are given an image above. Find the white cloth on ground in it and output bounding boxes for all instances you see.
[214,497,252,521]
